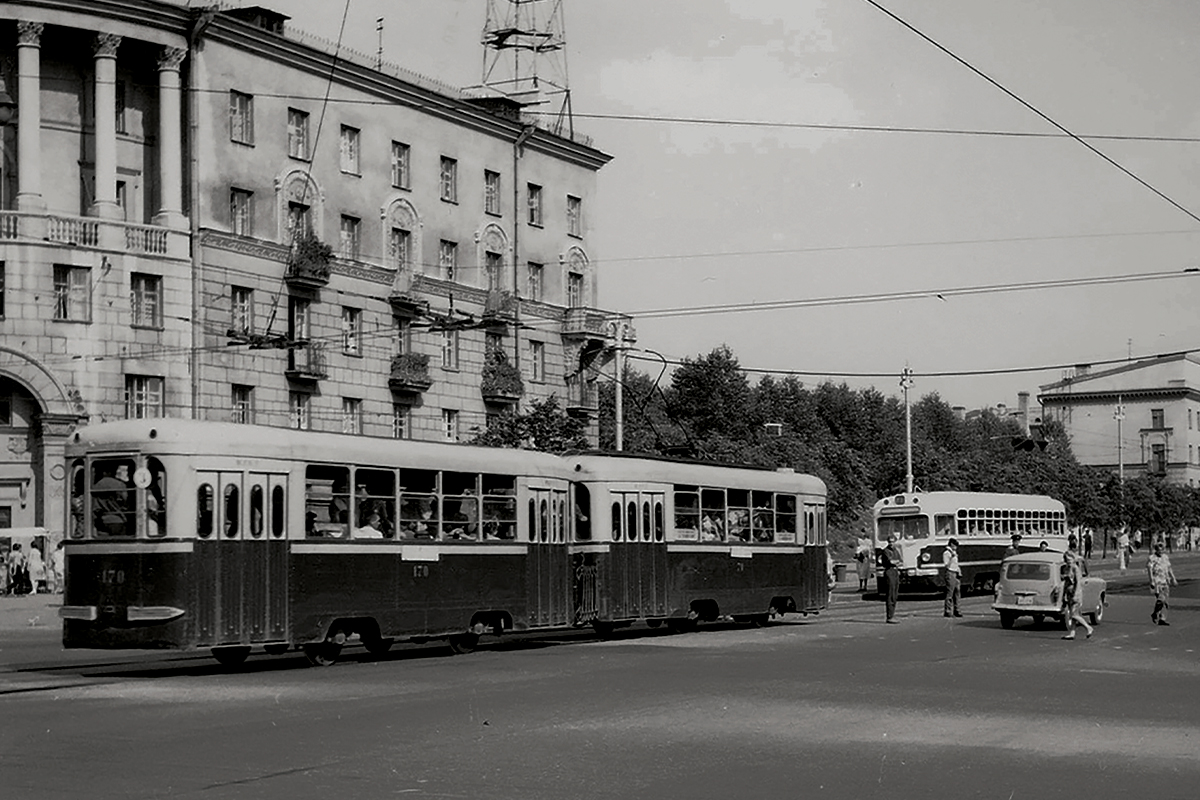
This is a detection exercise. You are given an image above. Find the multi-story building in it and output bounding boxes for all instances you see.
[0,1,629,539]
[1039,353,1200,486]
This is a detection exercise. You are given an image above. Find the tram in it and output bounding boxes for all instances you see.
[872,491,1069,594]
[59,420,828,666]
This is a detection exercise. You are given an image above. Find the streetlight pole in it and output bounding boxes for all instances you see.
[900,367,914,494]
[1114,396,1125,543]
[612,319,626,451]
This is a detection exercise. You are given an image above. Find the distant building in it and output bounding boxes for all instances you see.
[960,392,1035,435]
[1039,354,1200,486]
[0,2,629,537]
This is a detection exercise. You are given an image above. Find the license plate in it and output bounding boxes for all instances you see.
[1016,596,1034,605]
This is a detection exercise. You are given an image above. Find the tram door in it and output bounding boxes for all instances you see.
[609,491,668,620]
[195,471,288,646]
[526,487,570,628]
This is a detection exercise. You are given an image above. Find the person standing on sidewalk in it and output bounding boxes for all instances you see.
[943,538,962,618]
[1116,529,1131,572]
[1147,541,1178,626]
[880,532,903,623]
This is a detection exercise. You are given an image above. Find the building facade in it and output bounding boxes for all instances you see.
[1039,354,1200,487]
[0,0,629,541]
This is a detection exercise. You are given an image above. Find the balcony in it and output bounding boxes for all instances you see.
[480,350,524,405]
[482,289,517,331]
[285,341,328,381]
[562,308,636,344]
[566,377,599,413]
[388,352,433,394]
[388,266,426,316]
[284,234,333,290]
[0,211,188,258]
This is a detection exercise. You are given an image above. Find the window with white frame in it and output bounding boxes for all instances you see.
[231,286,254,335]
[441,330,459,370]
[289,392,310,430]
[342,397,363,434]
[567,271,584,308]
[289,297,311,341]
[439,240,457,281]
[230,188,253,235]
[339,215,361,259]
[125,375,164,419]
[229,91,254,144]
[231,384,254,424]
[339,125,361,174]
[388,227,411,272]
[485,170,501,215]
[391,141,411,189]
[341,306,361,355]
[442,409,460,442]
[130,273,162,328]
[527,183,542,226]
[567,194,582,237]
[439,156,458,202]
[485,251,503,290]
[392,403,410,439]
[287,108,310,160]
[527,262,544,302]
[286,201,311,241]
[53,265,91,322]
[529,340,546,382]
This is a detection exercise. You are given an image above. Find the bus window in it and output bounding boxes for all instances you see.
[627,500,638,542]
[727,489,750,542]
[653,500,664,542]
[701,488,725,541]
[249,485,264,538]
[674,486,699,539]
[197,484,214,538]
[642,500,651,542]
[305,465,350,538]
[355,469,396,539]
[223,484,240,538]
[145,458,166,538]
[751,491,773,542]
[91,458,135,537]
[443,472,479,540]
[398,468,437,539]
[574,485,592,541]
[611,501,622,541]
[69,460,86,539]
[775,494,797,543]
[877,515,927,542]
[934,514,954,538]
[271,485,285,538]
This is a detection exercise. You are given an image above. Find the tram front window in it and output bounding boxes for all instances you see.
[91,458,136,537]
[877,516,929,542]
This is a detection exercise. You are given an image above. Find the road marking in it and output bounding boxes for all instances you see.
[1078,668,1132,675]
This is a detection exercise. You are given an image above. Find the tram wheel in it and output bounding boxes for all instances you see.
[666,618,697,634]
[747,614,769,627]
[448,633,479,655]
[363,637,394,657]
[262,643,290,656]
[211,646,251,667]
[592,620,616,638]
[304,642,342,667]
[646,618,663,629]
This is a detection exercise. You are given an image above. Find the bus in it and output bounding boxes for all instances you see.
[872,491,1069,594]
[59,419,828,666]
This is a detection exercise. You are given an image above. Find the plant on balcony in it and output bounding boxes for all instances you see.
[286,232,333,283]
[481,349,524,401]
[389,352,432,391]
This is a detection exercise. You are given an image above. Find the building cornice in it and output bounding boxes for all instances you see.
[1039,386,1200,405]
[0,0,190,47]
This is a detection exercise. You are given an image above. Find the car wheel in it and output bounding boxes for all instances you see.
[1089,595,1105,626]
[1032,614,1045,627]
[999,611,1016,629]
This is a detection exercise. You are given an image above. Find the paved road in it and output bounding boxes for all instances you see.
[1,552,1197,799]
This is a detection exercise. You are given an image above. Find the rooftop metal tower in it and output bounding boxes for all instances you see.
[478,0,573,137]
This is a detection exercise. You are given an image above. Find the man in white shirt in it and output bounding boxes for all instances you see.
[943,538,962,618]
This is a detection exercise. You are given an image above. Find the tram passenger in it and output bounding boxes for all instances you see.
[701,513,724,541]
[354,512,385,539]
[92,463,132,536]
[446,489,479,540]
[728,509,750,542]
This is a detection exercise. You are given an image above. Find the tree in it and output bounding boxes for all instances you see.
[470,397,589,453]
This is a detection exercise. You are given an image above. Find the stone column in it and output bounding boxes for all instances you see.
[153,46,186,229]
[90,33,122,220]
[15,21,45,213]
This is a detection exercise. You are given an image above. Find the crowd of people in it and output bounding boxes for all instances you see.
[3,539,64,596]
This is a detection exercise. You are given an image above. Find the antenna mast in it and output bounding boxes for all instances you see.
[479,0,573,137]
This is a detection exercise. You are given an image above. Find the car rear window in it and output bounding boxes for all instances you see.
[1006,562,1051,580]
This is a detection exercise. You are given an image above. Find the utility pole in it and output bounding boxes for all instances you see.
[900,367,914,494]
[1114,395,1125,484]
[612,319,627,451]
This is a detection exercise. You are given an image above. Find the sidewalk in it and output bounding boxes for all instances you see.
[0,592,61,634]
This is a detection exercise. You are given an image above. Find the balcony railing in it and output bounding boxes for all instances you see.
[0,211,187,258]
[562,308,636,342]
[566,377,599,413]
[47,215,100,247]
[388,352,433,393]
[285,341,328,381]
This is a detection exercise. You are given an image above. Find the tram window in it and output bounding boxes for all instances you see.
[751,491,774,542]
[145,458,166,538]
[355,469,396,539]
[443,472,479,540]
[774,494,797,542]
[627,500,638,542]
[528,499,537,542]
[653,501,664,542]
[540,498,549,542]
[557,494,567,543]
[271,485,285,537]
[249,485,264,538]
[817,506,828,544]
[223,484,240,537]
[700,488,725,541]
[642,501,651,542]
[727,489,750,542]
[481,473,515,496]
[482,495,517,540]
[197,484,214,538]
[805,508,816,545]
[398,468,437,539]
[674,486,699,538]
[574,485,592,541]
[91,458,136,537]
[611,501,622,541]
[69,461,86,539]
[304,465,350,538]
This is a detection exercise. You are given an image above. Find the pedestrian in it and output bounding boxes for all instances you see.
[1116,529,1130,572]
[1083,529,1094,560]
[27,543,46,594]
[1061,536,1094,640]
[879,532,903,623]
[7,542,28,596]
[1147,541,1178,626]
[943,537,962,618]
[50,541,65,594]
[854,535,872,592]
[1003,533,1022,560]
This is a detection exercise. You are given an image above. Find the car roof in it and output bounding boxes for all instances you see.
[1008,552,1068,563]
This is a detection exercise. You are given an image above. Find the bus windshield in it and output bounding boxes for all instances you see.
[877,515,928,542]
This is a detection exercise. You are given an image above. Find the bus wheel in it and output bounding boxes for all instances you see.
[999,611,1016,630]
[364,637,394,657]
[449,633,479,655]
[212,646,251,667]
[304,642,342,667]
[262,644,290,656]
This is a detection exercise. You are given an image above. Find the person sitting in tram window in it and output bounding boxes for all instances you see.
[727,509,750,542]
[354,512,385,539]
[700,513,724,541]
[446,490,478,540]
[92,463,132,536]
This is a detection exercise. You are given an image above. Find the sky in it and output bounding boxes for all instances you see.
[229,0,1200,411]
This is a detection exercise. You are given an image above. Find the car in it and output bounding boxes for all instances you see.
[992,551,1106,630]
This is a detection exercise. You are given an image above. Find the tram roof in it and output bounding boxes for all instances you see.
[67,419,570,477]
[565,453,826,495]
[873,491,1065,513]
